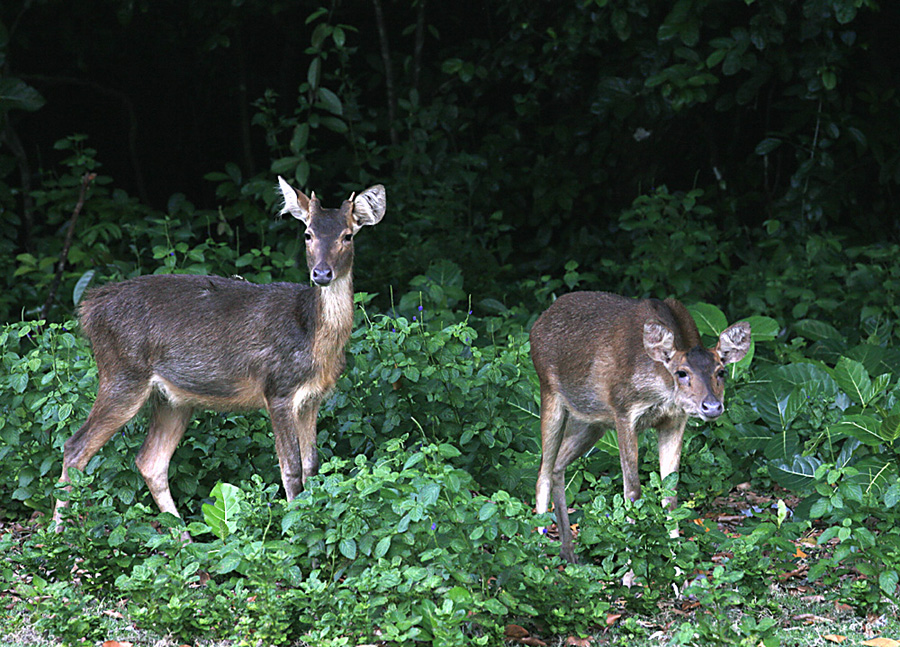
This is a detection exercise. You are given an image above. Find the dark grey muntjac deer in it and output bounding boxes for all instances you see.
[530,292,750,563]
[52,177,386,526]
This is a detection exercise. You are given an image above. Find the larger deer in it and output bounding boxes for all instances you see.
[530,292,750,563]
[52,177,385,526]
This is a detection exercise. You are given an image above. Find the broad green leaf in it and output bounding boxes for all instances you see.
[482,597,508,615]
[846,344,899,377]
[885,482,900,509]
[879,570,898,597]
[73,270,96,306]
[832,357,872,405]
[595,428,619,455]
[437,443,461,459]
[809,497,830,519]
[202,482,242,540]
[418,482,440,507]
[778,362,838,400]
[215,552,242,574]
[374,536,391,559]
[317,87,343,116]
[732,423,771,454]
[446,586,472,604]
[754,137,782,155]
[764,428,800,462]
[271,156,301,175]
[0,78,46,112]
[307,57,321,88]
[849,455,897,495]
[829,414,883,447]
[793,319,842,343]
[320,116,348,133]
[478,501,498,521]
[339,537,357,559]
[768,455,822,491]
[290,123,309,155]
[747,380,804,431]
[885,413,900,443]
[688,302,728,337]
[742,315,779,341]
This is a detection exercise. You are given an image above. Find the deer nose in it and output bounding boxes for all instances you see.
[701,398,724,419]
[311,265,334,286]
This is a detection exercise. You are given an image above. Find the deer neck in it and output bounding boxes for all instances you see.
[312,273,354,363]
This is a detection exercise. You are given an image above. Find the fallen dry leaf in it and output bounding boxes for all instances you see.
[101,610,125,619]
[505,624,529,639]
[519,638,547,647]
[862,638,900,647]
[777,567,806,580]
[606,612,622,626]
[793,613,833,624]
[566,637,592,647]
[102,642,133,647]
[823,636,847,644]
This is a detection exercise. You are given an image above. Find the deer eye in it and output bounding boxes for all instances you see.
[675,370,689,380]
[343,233,353,242]
[304,232,313,242]
[717,368,727,379]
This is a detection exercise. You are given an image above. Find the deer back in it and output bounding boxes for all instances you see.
[79,274,321,409]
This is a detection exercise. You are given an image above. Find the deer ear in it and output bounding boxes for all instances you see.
[351,184,386,230]
[717,321,752,365]
[644,322,676,365]
[278,176,311,225]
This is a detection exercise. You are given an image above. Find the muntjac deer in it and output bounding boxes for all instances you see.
[52,177,386,526]
[530,292,750,563]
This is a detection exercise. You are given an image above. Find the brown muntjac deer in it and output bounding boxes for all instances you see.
[530,292,750,563]
[52,177,386,527]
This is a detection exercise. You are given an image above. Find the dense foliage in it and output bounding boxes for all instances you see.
[2,0,900,645]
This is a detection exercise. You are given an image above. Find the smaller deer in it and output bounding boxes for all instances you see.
[52,177,385,526]
[530,292,750,563]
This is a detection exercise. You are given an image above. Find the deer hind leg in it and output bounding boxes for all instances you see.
[134,395,193,518]
[54,375,152,525]
[551,418,604,563]
[535,390,566,518]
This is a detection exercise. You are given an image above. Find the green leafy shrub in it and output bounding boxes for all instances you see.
[323,302,539,496]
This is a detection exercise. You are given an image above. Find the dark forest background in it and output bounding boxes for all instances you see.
[2,0,899,325]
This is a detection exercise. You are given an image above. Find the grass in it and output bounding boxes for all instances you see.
[3,580,897,646]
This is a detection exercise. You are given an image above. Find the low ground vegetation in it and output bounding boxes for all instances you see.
[2,174,900,643]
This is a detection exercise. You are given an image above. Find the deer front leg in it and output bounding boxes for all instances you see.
[615,415,641,505]
[296,401,320,487]
[657,414,688,539]
[657,414,687,511]
[268,397,304,501]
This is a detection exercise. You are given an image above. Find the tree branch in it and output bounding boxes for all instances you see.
[372,0,399,154]
[40,173,96,322]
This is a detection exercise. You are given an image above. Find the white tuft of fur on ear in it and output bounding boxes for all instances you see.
[717,321,752,365]
[351,184,386,231]
[277,176,311,225]
[644,321,676,365]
